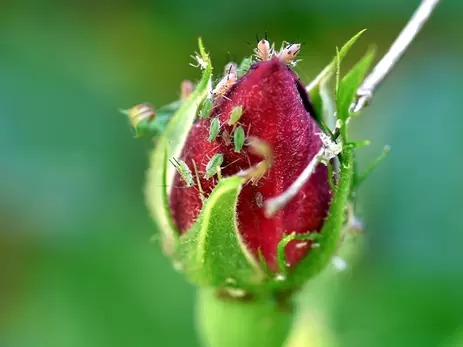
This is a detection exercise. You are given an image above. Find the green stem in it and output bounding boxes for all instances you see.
[196,288,294,347]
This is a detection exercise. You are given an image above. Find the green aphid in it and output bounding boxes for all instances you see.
[204,154,224,179]
[208,117,220,142]
[228,105,244,125]
[233,126,245,153]
[199,97,213,118]
[237,57,252,78]
[169,158,194,187]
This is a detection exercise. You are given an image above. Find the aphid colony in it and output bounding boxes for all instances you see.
[171,38,300,190]
[208,105,245,153]
[212,38,301,97]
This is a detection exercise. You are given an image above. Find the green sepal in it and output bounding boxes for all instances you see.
[353,145,390,190]
[307,29,367,124]
[176,176,265,290]
[145,38,212,256]
[267,148,354,290]
[337,47,376,140]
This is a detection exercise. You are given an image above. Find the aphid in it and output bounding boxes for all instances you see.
[169,157,194,187]
[224,62,238,76]
[221,129,232,146]
[180,80,193,101]
[190,53,208,69]
[278,43,301,64]
[212,64,237,97]
[255,39,273,61]
[124,104,156,128]
[233,125,245,153]
[237,57,252,78]
[198,97,213,118]
[228,105,244,125]
[204,153,224,179]
[208,117,220,142]
[212,74,237,97]
[255,191,263,208]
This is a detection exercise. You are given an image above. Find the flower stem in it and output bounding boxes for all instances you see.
[351,0,441,113]
[196,288,294,347]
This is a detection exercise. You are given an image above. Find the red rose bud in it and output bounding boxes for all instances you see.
[169,45,332,272]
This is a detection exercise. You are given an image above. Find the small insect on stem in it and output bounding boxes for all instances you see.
[190,53,208,69]
[212,63,237,97]
[278,43,301,65]
[233,126,245,153]
[198,97,213,118]
[208,117,220,142]
[228,105,244,125]
[169,158,194,187]
[204,153,224,179]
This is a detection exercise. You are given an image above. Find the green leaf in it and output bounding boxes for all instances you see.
[337,47,376,123]
[319,75,336,131]
[307,29,367,124]
[178,176,265,289]
[145,38,212,256]
[271,148,354,290]
[353,145,390,189]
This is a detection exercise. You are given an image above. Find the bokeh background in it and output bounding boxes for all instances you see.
[1,0,462,346]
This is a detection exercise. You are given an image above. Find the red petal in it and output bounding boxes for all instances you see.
[170,57,331,271]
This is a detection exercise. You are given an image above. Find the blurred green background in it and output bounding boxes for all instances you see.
[1,0,462,346]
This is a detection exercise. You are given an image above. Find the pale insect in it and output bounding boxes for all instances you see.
[228,105,244,125]
[255,39,273,61]
[169,158,194,187]
[204,153,224,179]
[190,53,208,69]
[212,64,237,97]
[278,43,301,65]
[233,125,245,153]
[221,129,231,146]
[224,62,238,76]
[255,191,263,208]
[208,117,220,142]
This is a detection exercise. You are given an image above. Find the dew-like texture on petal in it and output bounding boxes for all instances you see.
[169,57,331,271]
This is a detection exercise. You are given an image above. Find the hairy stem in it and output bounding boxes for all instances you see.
[351,0,441,113]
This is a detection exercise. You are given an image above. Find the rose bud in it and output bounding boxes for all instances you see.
[169,43,332,273]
